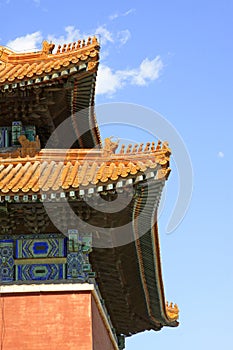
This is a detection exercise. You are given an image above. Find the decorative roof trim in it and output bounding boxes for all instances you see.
[0,63,88,92]
[0,37,99,63]
[0,141,170,196]
[0,36,99,87]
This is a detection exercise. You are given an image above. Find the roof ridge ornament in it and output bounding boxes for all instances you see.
[0,135,41,159]
[103,137,119,156]
[42,40,55,55]
[166,301,179,321]
[18,134,41,157]
[55,36,99,55]
[117,140,170,155]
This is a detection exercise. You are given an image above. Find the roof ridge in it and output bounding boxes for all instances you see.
[0,146,170,169]
[0,36,99,64]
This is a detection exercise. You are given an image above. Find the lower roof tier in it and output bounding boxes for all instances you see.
[0,178,178,336]
[0,143,178,335]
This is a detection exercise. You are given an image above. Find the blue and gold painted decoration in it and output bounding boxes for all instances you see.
[16,263,65,281]
[67,230,94,281]
[0,232,94,283]
[15,236,66,259]
[67,251,90,281]
[0,239,14,282]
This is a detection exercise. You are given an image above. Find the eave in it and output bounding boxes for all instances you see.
[0,141,171,197]
[0,37,101,148]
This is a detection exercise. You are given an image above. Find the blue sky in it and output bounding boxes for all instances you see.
[1,0,233,349]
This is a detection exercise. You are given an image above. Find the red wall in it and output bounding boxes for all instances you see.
[0,290,116,350]
[91,296,116,350]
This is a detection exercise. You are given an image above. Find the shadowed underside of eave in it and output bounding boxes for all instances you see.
[90,178,178,336]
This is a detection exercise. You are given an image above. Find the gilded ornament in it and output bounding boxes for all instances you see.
[166,301,179,320]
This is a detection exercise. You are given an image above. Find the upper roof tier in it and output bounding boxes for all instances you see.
[0,37,101,149]
[0,37,99,86]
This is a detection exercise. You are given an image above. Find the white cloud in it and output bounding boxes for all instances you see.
[47,26,83,47]
[5,24,130,54]
[6,26,90,53]
[33,0,40,5]
[123,9,135,17]
[132,57,163,85]
[109,13,119,21]
[109,8,135,20]
[48,25,115,48]
[95,26,114,45]
[218,151,224,158]
[96,56,163,96]
[6,31,42,52]
[96,65,123,95]
[117,30,131,46]
[47,25,115,49]
[95,26,131,48]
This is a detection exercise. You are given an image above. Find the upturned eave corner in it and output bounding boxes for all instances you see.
[165,301,179,324]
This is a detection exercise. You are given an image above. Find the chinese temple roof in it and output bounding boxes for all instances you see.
[0,140,170,196]
[0,38,99,86]
[0,139,179,334]
[0,38,100,148]
[0,38,179,336]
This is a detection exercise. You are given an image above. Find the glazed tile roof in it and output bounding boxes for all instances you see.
[0,141,171,196]
[0,37,179,335]
[0,37,99,89]
[0,37,101,148]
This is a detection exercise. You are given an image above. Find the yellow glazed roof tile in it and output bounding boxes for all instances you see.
[0,37,99,87]
[0,140,171,196]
